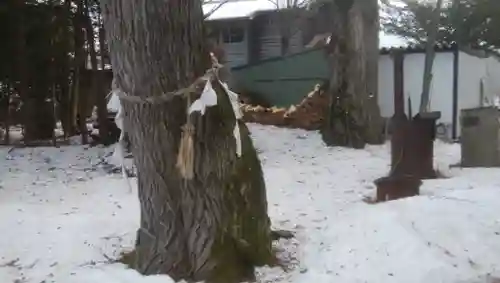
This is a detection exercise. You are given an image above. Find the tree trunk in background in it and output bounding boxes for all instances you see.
[50,55,57,146]
[322,0,374,148]
[59,0,75,137]
[4,94,11,144]
[98,25,107,70]
[84,0,110,144]
[101,0,273,282]
[15,0,30,142]
[362,0,384,144]
[18,0,56,143]
[49,3,58,146]
[74,0,88,144]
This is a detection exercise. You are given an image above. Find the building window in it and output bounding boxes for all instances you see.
[222,27,245,43]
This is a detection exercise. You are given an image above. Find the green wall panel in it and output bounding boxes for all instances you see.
[232,48,330,107]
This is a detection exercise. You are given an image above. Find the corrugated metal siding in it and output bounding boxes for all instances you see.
[232,48,329,106]
[258,18,304,60]
[208,20,250,68]
[258,19,281,60]
[224,41,248,68]
[288,30,304,54]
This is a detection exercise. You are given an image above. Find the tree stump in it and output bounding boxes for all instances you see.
[375,111,440,202]
[391,112,441,179]
[408,112,440,179]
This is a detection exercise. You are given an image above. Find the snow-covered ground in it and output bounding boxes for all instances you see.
[1,124,500,283]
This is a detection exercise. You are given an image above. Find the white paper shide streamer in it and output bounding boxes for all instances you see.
[188,80,243,157]
[188,80,218,115]
[109,81,133,193]
[107,74,243,190]
[222,82,243,157]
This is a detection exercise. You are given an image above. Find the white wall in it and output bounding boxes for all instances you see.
[458,52,484,112]
[378,54,394,118]
[485,56,500,101]
[484,56,500,103]
[378,52,455,135]
[458,51,500,107]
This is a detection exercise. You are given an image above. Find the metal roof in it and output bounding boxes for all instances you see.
[203,0,276,21]
[203,1,409,48]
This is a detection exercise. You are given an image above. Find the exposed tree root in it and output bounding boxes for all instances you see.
[271,229,295,240]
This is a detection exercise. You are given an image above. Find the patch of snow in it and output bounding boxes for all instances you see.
[2,124,500,283]
[68,135,84,145]
[379,32,408,48]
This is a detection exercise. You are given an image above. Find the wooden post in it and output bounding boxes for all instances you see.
[393,50,405,116]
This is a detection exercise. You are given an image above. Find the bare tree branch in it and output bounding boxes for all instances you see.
[267,0,280,9]
[203,0,230,20]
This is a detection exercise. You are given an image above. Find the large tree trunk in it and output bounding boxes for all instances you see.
[101,1,273,282]
[322,0,382,148]
[322,0,365,148]
[362,0,384,144]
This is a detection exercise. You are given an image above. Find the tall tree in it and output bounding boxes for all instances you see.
[1,0,79,141]
[382,0,500,50]
[363,0,384,144]
[321,0,383,148]
[58,0,74,137]
[101,0,274,282]
[14,0,29,141]
[73,0,88,144]
[84,0,110,144]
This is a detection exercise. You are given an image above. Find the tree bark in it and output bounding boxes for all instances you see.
[101,1,273,282]
[362,0,384,144]
[49,10,57,147]
[14,0,29,142]
[4,94,11,144]
[74,0,88,144]
[59,0,74,137]
[84,0,110,145]
[322,0,373,148]
[98,20,107,70]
